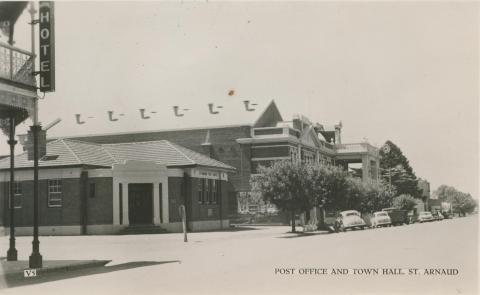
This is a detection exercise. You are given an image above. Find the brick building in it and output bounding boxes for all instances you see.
[0,139,235,235]
[58,100,381,216]
[1,100,380,235]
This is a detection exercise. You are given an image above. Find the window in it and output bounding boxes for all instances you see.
[197,179,203,204]
[48,179,62,207]
[89,183,96,198]
[212,180,218,204]
[197,178,220,205]
[7,182,22,209]
[205,179,210,204]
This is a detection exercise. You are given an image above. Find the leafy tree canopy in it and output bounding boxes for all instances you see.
[433,185,477,216]
[250,160,313,232]
[393,194,417,211]
[380,140,420,198]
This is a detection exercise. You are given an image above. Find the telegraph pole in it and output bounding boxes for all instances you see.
[28,1,42,269]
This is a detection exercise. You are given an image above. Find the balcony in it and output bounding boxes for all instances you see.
[335,143,379,156]
[252,126,301,138]
[0,42,36,130]
[0,41,35,89]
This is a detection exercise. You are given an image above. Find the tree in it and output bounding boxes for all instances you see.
[433,185,477,216]
[434,185,459,202]
[250,160,313,232]
[313,165,351,211]
[359,182,396,213]
[380,141,421,198]
[451,193,476,216]
[392,194,417,211]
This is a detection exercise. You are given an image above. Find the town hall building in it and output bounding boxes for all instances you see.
[0,100,380,235]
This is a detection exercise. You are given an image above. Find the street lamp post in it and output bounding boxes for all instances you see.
[6,115,17,261]
[28,2,42,269]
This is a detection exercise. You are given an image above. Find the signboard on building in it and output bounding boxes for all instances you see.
[38,1,55,92]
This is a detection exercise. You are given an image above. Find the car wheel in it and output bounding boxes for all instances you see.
[360,226,365,230]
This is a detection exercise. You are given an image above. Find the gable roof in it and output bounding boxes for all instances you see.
[0,139,235,171]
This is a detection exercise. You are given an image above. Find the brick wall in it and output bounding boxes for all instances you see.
[1,178,83,227]
[168,177,184,223]
[86,177,113,225]
[167,176,233,224]
[251,146,290,158]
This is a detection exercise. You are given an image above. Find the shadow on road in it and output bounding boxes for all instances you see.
[278,231,332,239]
[3,260,180,289]
[196,226,261,233]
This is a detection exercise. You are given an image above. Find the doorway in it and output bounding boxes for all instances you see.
[128,183,153,225]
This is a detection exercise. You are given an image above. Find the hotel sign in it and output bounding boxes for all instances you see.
[39,1,55,92]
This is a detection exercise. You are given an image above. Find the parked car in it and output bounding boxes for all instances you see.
[417,211,434,223]
[338,210,367,231]
[382,208,410,226]
[432,212,444,221]
[371,211,392,228]
[441,211,452,219]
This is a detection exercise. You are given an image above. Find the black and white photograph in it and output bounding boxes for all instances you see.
[0,1,478,294]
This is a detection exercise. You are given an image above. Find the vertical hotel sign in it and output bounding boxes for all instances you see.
[39,1,55,92]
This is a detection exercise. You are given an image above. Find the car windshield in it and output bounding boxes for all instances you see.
[376,212,388,217]
[345,212,359,217]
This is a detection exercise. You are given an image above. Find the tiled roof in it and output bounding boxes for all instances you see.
[0,139,235,171]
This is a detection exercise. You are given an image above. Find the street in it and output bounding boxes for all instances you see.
[1,216,478,295]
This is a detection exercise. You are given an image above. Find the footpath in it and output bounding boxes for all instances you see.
[1,259,110,288]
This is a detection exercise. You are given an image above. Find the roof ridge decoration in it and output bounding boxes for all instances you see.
[201,130,211,145]
[61,139,82,164]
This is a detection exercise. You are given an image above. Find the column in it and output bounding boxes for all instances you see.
[162,180,169,223]
[297,145,301,163]
[112,181,120,224]
[153,182,161,225]
[362,155,370,182]
[122,183,129,225]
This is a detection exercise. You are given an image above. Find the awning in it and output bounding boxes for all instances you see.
[0,2,28,24]
[0,82,36,135]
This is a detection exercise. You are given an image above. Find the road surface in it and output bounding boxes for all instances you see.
[1,215,478,294]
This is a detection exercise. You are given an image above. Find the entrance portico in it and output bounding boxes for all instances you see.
[112,160,169,226]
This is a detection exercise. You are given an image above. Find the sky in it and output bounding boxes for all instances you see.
[1,1,478,197]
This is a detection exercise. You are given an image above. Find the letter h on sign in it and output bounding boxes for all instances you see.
[39,1,55,92]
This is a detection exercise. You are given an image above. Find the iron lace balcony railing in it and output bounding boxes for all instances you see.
[0,41,35,87]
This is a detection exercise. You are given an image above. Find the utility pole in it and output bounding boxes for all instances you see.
[28,1,42,269]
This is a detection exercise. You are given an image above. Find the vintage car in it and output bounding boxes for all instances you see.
[382,207,410,225]
[432,211,444,221]
[338,210,367,231]
[417,211,434,223]
[370,211,392,228]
